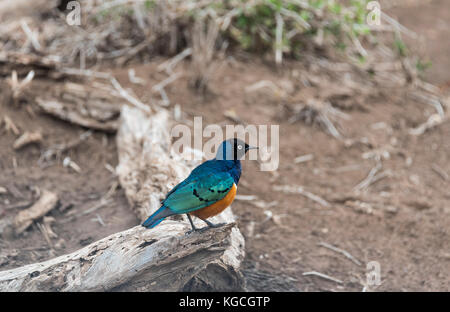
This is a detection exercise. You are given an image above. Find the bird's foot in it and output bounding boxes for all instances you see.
[185,214,201,235]
[185,228,197,235]
[185,222,226,235]
[203,220,226,229]
[185,226,210,235]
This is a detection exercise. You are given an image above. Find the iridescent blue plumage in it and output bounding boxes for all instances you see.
[142,139,255,230]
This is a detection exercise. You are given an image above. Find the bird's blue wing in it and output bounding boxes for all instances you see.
[163,170,235,214]
[163,160,220,198]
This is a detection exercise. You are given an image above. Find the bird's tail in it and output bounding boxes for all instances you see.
[142,205,172,228]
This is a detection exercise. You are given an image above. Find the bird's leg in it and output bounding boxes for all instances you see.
[185,214,209,234]
[202,219,226,229]
[185,214,198,234]
[185,215,226,234]
[187,214,196,230]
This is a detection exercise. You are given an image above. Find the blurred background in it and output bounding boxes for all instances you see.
[0,0,449,291]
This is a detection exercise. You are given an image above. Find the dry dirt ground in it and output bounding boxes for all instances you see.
[1,1,449,291]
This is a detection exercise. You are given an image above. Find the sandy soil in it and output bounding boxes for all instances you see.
[1,0,449,291]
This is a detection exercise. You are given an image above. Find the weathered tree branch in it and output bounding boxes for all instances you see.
[0,222,238,291]
[35,82,122,133]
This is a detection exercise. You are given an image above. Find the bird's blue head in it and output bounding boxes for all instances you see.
[215,138,258,161]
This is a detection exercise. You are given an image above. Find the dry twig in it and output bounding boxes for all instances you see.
[7,70,35,102]
[274,185,330,208]
[13,131,42,150]
[303,271,343,284]
[13,190,58,235]
[318,242,362,266]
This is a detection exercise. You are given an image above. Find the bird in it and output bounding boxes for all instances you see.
[142,138,257,232]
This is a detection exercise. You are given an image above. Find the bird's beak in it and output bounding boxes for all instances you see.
[247,146,258,150]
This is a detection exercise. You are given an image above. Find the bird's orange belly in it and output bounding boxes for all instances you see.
[191,184,237,220]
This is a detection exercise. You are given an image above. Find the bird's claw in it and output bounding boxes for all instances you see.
[207,222,226,228]
[184,226,208,235]
[185,228,197,235]
[185,222,226,235]
[203,220,226,229]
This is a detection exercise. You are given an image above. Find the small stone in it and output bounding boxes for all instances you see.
[409,174,420,185]
[405,157,413,167]
[406,199,431,211]
[385,205,398,214]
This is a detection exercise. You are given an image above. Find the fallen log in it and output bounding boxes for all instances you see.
[0,222,238,291]
[0,52,63,79]
[35,82,122,132]
[116,107,189,222]
[0,106,246,291]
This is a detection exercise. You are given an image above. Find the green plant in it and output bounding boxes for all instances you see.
[200,0,373,61]
[416,59,432,73]
[394,38,407,57]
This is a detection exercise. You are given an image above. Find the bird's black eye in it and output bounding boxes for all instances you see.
[237,145,243,150]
